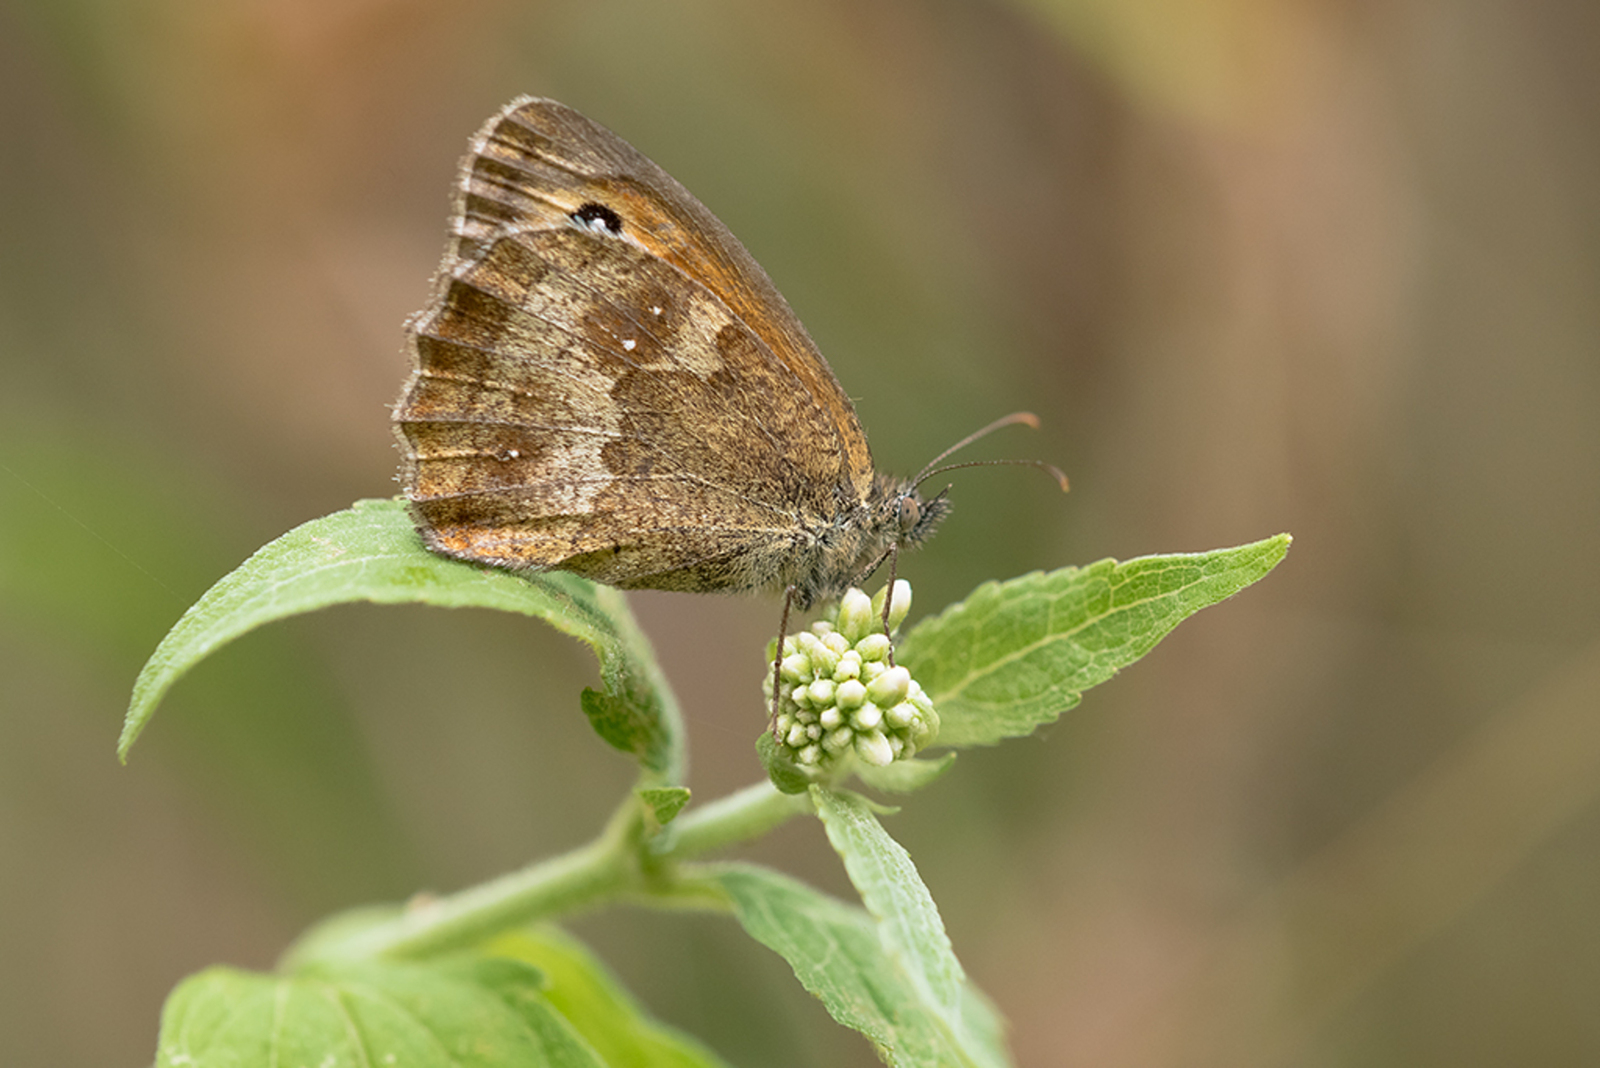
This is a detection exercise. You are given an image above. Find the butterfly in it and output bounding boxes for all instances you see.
[394,97,1056,618]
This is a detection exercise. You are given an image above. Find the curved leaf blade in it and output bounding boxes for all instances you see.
[812,788,1008,1067]
[121,498,682,780]
[719,863,1010,1067]
[157,958,604,1068]
[491,926,734,1068]
[898,535,1290,747]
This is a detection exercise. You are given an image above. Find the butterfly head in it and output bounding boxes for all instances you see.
[832,473,952,595]
[809,414,1064,606]
[880,474,952,552]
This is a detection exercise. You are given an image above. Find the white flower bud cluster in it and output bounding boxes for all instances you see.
[764,581,938,772]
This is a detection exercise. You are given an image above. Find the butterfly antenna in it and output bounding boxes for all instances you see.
[915,457,1069,492]
[910,411,1042,486]
[909,412,1068,493]
[868,414,1065,661]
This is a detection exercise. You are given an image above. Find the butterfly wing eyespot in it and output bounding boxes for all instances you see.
[570,202,624,234]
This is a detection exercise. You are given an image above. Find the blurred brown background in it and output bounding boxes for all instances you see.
[3,1,1598,1065]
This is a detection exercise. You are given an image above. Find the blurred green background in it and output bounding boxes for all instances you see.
[3,1,1598,1065]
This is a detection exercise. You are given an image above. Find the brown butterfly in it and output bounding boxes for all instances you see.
[394,97,1053,616]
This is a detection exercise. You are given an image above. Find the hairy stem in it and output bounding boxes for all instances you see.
[287,779,812,967]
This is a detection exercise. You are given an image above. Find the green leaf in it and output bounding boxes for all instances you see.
[638,786,692,826]
[156,957,605,1068]
[719,863,1010,1068]
[898,534,1291,747]
[811,789,959,1014]
[490,926,733,1068]
[121,499,683,780]
[279,903,406,970]
[812,788,1009,1067]
[581,688,659,762]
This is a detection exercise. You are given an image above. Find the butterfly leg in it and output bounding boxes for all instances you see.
[880,541,900,667]
[769,584,797,736]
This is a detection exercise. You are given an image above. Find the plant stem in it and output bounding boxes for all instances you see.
[289,779,811,966]
[661,780,813,858]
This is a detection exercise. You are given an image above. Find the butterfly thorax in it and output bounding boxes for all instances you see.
[774,473,951,610]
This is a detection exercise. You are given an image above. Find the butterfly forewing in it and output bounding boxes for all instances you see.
[465,98,874,481]
[395,97,884,594]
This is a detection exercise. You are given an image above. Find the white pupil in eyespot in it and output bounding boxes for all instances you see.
[572,203,623,234]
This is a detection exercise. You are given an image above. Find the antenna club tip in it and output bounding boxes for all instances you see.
[1014,411,1042,430]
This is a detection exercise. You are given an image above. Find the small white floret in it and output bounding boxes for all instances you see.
[838,588,874,641]
[856,633,892,662]
[835,678,867,710]
[867,666,910,707]
[855,730,894,767]
[886,702,918,728]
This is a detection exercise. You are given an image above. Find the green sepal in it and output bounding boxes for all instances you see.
[757,732,817,795]
[855,752,958,794]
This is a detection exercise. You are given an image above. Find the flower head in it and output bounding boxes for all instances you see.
[763,580,939,780]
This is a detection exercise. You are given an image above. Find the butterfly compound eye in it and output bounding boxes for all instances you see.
[897,496,922,535]
[571,202,624,235]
